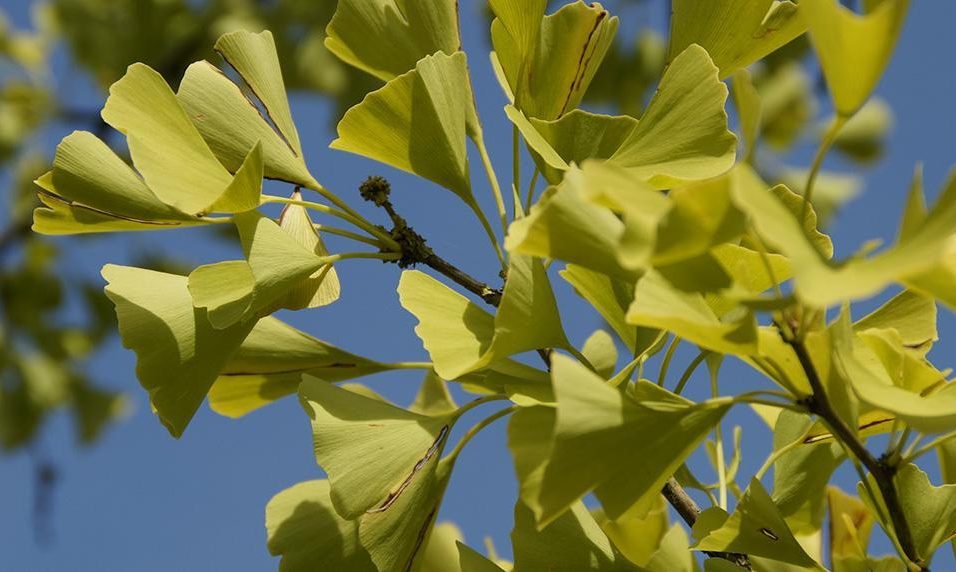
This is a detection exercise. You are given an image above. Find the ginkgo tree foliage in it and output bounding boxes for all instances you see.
[29,0,956,570]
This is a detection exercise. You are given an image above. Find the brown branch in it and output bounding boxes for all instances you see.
[359,176,749,569]
[785,334,926,571]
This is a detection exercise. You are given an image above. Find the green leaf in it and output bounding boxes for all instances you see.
[188,211,327,328]
[458,541,506,572]
[410,370,458,417]
[582,330,617,379]
[593,495,669,568]
[645,524,701,572]
[734,167,956,307]
[214,30,303,156]
[771,411,843,534]
[853,290,937,356]
[627,270,758,355]
[492,1,618,120]
[40,131,194,226]
[827,486,878,569]
[693,478,818,568]
[560,264,642,352]
[101,63,260,215]
[102,264,256,437]
[418,522,464,572]
[669,0,806,78]
[511,108,638,185]
[398,257,569,380]
[272,190,341,311]
[265,480,375,571]
[607,45,737,188]
[511,499,636,571]
[505,170,629,279]
[803,0,910,116]
[331,51,479,205]
[325,0,462,82]
[177,59,315,188]
[533,355,730,525]
[209,317,392,418]
[299,377,454,519]
[832,98,894,163]
[868,464,956,565]
[731,69,762,160]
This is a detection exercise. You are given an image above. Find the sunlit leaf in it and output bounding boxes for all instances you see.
[608,45,736,188]
[209,317,393,418]
[266,480,375,571]
[299,377,454,519]
[102,264,256,437]
[803,0,910,116]
[593,495,668,567]
[101,63,261,215]
[272,190,340,311]
[533,355,730,525]
[492,1,618,120]
[582,330,617,379]
[331,51,479,205]
[693,478,818,567]
[458,541,507,572]
[732,69,762,160]
[827,486,877,569]
[627,270,758,356]
[398,257,569,380]
[669,0,806,78]
[560,264,640,352]
[854,290,937,356]
[418,521,464,572]
[325,0,462,81]
[410,370,458,418]
[832,98,893,163]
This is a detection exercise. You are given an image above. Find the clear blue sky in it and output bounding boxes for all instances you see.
[2,1,956,570]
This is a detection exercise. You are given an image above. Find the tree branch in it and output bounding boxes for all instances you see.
[785,334,926,571]
[359,175,749,569]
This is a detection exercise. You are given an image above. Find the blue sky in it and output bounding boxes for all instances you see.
[2,1,956,570]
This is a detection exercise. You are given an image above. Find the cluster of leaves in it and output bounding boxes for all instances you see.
[29,0,956,571]
[0,0,379,455]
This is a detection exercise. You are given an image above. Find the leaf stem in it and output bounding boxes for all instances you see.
[454,394,510,420]
[387,361,434,370]
[447,406,517,461]
[310,224,384,246]
[468,201,508,273]
[301,183,402,250]
[474,133,509,234]
[801,115,847,223]
[710,365,729,510]
[657,336,680,387]
[261,194,400,250]
[674,351,707,395]
[512,125,521,214]
[755,428,811,481]
[903,430,956,464]
[524,167,540,213]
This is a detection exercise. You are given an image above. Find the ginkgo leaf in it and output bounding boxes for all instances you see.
[188,211,327,328]
[419,522,464,572]
[533,355,731,525]
[458,541,506,572]
[409,370,458,417]
[509,108,638,184]
[593,496,669,568]
[31,188,203,235]
[511,499,635,571]
[627,270,758,356]
[608,45,737,188]
[299,377,453,521]
[864,464,956,565]
[669,0,806,78]
[325,0,462,82]
[45,131,193,224]
[803,0,911,116]
[560,264,642,352]
[331,51,479,204]
[854,290,937,355]
[208,317,393,418]
[265,480,376,571]
[214,30,303,156]
[827,486,877,567]
[505,171,629,279]
[734,167,956,307]
[731,69,762,161]
[398,258,569,381]
[271,190,340,311]
[582,330,617,379]
[832,98,894,163]
[177,60,315,187]
[101,264,256,437]
[693,478,818,568]
[492,1,618,120]
[101,63,260,215]
[771,411,843,534]
[646,524,700,572]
